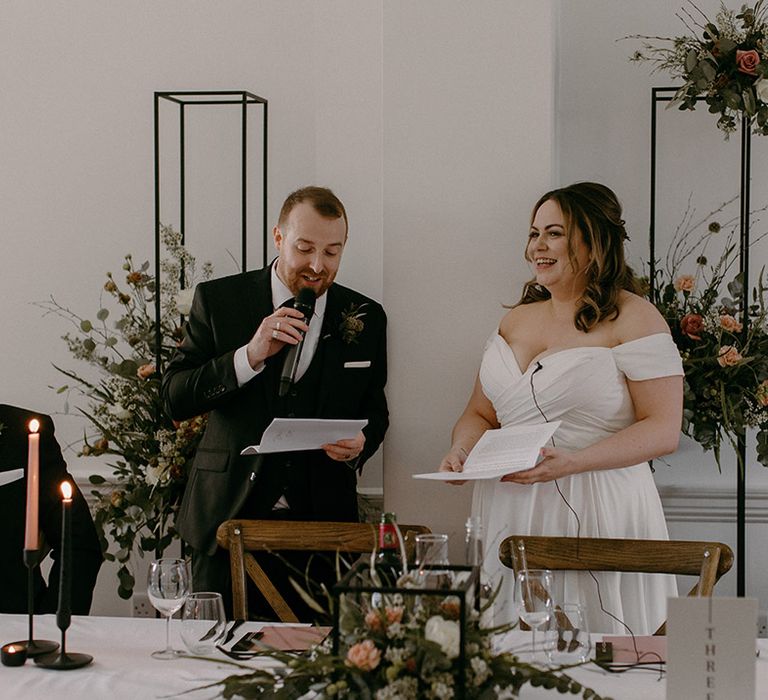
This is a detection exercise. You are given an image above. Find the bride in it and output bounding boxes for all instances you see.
[438,182,683,634]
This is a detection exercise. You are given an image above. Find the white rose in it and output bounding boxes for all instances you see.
[108,404,132,421]
[756,78,768,104]
[424,615,460,659]
[175,287,196,315]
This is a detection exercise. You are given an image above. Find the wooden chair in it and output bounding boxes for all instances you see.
[498,535,734,635]
[216,519,431,622]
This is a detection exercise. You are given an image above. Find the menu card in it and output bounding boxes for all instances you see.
[666,596,757,699]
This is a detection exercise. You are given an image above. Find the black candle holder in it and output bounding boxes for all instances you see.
[6,549,58,658]
[34,630,92,670]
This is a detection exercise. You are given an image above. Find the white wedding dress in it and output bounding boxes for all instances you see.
[472,332,682,634]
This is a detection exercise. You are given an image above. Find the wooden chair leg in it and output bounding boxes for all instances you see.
[244,553,299,623]
[654,545,724,635]
[230,527,248,620]
[697,546,721,597]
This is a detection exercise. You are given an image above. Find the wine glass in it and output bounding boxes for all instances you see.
[514,569,554,661]
[147,558,190,659]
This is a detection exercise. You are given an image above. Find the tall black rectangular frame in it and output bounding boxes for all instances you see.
[650,86,752,597]
[153,90,268,372]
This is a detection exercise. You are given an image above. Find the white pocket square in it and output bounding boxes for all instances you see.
[344,361,371,369]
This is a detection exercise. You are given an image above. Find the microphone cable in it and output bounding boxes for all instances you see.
[527,362,663,672]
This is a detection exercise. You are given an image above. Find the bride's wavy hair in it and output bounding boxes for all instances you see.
[519,181,639,332]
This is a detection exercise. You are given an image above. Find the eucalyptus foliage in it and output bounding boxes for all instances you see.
[38,227,211,598]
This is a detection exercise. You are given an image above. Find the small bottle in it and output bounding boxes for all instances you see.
[465,515,483,568]
[376,512,403,584]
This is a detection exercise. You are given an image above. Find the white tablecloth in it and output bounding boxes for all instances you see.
[1,614,767,699]
[0,614,261,700]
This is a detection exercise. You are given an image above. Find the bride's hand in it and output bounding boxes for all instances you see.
[438,446,469,486]
[500,446,578,484]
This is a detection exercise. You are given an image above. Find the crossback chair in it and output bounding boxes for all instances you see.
[498,535,734,635]
[216,519,431,622]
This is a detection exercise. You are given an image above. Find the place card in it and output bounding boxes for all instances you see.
[667,596,757,700]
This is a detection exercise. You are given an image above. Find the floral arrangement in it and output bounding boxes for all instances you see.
[38,226,212,598]
[627,1,768,136]
[339,303,368,344]
[202,565,605,699]
[642,197,768,469]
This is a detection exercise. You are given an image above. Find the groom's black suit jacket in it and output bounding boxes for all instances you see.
[162,265,389,555]
[0,404,102,614]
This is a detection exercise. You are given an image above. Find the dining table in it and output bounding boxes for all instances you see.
[1,613,767,699]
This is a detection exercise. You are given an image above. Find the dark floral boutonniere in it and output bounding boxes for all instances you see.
[339,302,367,344]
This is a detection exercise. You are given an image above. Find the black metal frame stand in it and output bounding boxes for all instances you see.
[650,87,751,597]
[152,90,269,373]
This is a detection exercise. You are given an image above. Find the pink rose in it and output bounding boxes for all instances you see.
[680,313,704,340]
[364,606,403,631]
[717,345,743,367]
[364,609,382,631]
[719,314,743,333]
[385,606,404,625]
[345,639,381,671]
[137,363,156,379]
[674,274,695,293]
[736,49,761,76]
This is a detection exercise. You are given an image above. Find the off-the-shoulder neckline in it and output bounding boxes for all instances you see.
[493,332,672,376]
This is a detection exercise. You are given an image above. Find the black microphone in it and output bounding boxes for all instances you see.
[278,287,317,397]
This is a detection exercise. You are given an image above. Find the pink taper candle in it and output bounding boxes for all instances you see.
[24,419,40,550]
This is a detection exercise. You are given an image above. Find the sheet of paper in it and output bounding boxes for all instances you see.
[240,418,368,455]
[412,421,560,481]
[0,468,24,487]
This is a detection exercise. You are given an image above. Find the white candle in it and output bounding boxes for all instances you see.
[24,419,40,550]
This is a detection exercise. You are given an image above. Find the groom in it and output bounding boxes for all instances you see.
[162,186,388,616]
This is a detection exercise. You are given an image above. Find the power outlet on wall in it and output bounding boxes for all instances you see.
[132,592,153,618]
[758,612,768,638]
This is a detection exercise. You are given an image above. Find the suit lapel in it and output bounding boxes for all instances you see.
[247,265,281,418]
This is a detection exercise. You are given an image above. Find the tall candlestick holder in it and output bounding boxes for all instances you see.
[35,483,92,670]
[33,625,92,670]
[6,549,58,657]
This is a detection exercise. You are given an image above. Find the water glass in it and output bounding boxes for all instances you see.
[181,592,226,655]
[414,533,450,588]
[544,603,591,664]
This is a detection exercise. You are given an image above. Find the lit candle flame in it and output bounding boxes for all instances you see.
[60,481,73,500]
[28,419,40,434]
[8,645,17,653]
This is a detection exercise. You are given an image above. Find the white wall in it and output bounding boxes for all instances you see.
[382,1,556,553]
[556,0,768,610]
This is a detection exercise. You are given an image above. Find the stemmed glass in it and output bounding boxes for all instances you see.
[147,558,190,660]
[514,569,554,661]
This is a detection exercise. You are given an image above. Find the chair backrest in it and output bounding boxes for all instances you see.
[216,519,431,622]
[498,535,734,635]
